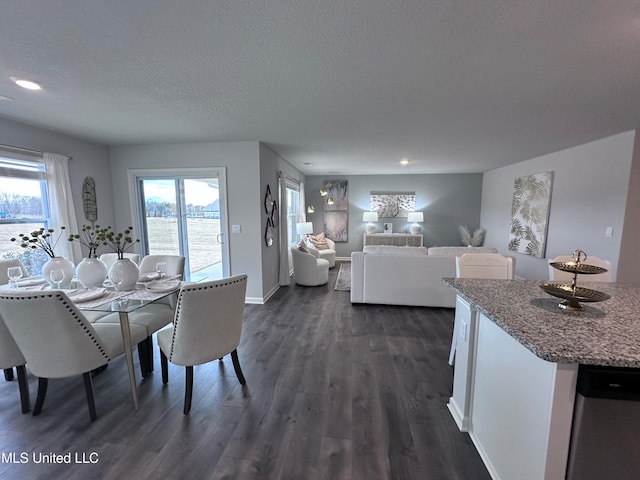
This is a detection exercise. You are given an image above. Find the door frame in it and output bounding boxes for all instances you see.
[127,167,230,278]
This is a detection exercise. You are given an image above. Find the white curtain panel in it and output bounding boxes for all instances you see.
[277,172,290,286]
[44,152,82,263]
[298,181,306,226]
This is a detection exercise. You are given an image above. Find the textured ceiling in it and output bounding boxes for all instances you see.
[1,1,639,175]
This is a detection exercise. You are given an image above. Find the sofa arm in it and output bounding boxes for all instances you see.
[350,252,365,303]
[325,238,335,250]
[307,247,321,259]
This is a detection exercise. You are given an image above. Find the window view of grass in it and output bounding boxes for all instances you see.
[145,217,222,274]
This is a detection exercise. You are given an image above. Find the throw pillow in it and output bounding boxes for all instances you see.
[309,232,329,250]
[298,240,309,253]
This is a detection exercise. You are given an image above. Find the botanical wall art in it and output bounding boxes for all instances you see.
[322,179,349,212]
[369,192,416,218]
[508,171,554,258]
[323,211,348,242]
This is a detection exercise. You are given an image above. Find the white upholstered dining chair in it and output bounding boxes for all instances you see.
[96,254,185,377]
[548,255,612,283]
[0,290,147,421]
[449,253,515,366]
[0,258,30,285]
[456,253,515,280]
[157,274,248,414]
[99,252,140,270]
[0,316,30,413]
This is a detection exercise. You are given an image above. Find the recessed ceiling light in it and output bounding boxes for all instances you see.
[400,159,410,165]
[10,77,43,90]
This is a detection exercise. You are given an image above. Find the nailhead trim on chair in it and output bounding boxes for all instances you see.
[1,292,110,361]
[168,276,247,362]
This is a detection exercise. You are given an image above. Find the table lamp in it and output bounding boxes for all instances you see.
[407,212,424,234]
[363,211,378,234]
[296,222,313,240]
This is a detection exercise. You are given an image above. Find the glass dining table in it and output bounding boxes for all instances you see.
[78,284,181,410]
[12,278,182,411]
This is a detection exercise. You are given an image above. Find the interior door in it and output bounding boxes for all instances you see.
[134,169,229,281]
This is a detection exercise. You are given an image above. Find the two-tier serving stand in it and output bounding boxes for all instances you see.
[540,249,611,310]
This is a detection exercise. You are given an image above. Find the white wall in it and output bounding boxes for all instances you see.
[305,173,484,257]
[108,141,266,301]
[259,144,304,298]
[0,117,115,240]
[481,131,637,280]
[617,135,640,283]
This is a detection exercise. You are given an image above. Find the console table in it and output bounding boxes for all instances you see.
[363,233,423,247]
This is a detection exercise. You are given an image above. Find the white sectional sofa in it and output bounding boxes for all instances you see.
[350,245,498,308]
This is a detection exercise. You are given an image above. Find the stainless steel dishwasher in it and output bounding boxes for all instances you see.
[566,364,640,480]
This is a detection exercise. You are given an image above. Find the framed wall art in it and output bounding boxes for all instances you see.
[322,179,348,211]
[323,211,348,242]
[369,192,416,218]
[508,171,554,258]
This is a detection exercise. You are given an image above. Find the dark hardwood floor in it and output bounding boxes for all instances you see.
[0,262,490,479]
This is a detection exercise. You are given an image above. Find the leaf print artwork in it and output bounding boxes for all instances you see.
[508,172,553,258]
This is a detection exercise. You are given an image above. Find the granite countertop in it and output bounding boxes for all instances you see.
[443,278,640,368]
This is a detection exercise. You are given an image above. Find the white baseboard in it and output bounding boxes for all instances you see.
[246,282,282,304]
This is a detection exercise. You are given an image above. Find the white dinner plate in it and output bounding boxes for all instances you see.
[67,287,107,302]
[145,280,181,293]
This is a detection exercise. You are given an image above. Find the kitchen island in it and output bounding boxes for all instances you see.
[443,278,640,480]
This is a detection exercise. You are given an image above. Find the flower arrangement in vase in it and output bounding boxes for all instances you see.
[10,227,75,286]
[67,225,108,288]
[97,226,140,291]
[67,224,103,258]
[11,226,67,258]
[96,226,140,259]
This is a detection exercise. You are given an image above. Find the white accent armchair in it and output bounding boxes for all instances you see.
[307,237,336,268]
[157,274,248,414]
[290,246,330,286]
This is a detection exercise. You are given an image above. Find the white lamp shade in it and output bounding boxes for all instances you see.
[362,211,378,222]
[407,212,423,223]
[296,222,313,235]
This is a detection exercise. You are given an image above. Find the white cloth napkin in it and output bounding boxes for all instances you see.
[138,272,160,282]
[67,287,106,302]
[16,277,47,287]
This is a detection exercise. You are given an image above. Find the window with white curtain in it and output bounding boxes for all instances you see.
[286,183,300,245]
[0,152,51,275]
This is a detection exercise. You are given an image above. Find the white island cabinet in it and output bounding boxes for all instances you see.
[443,278,640,480]
[469,312,577,480]
[447,295,478,432]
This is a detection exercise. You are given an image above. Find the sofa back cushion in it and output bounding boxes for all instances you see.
[427,246,497,256]
[363,245,427,256]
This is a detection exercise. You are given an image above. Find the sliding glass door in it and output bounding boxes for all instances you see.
[132,168,229,281]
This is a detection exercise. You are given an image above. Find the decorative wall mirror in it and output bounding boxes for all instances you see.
[265,217,275,247]
[264,185,274,214]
